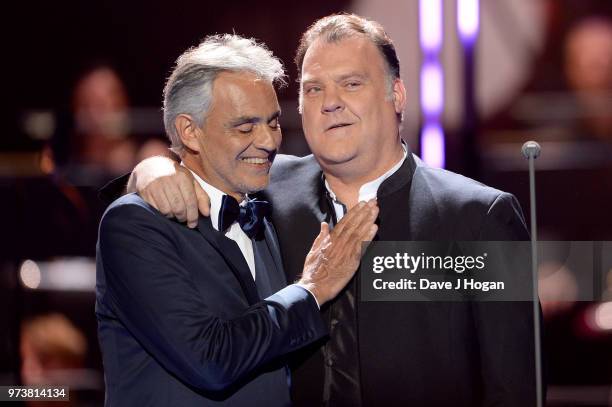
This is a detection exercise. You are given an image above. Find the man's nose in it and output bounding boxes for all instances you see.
[321,88,344,114]
[254,125,281,151]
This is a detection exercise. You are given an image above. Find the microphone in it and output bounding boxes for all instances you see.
[523,140,543,407]
[522,140,541,160]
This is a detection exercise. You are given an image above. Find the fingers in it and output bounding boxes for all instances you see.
[145,182,173,217]
[331,202,364,237]
[333,200,376,237]
[142,191,159,212]
[330,204,354,237]
[321,223,331,250]
[299,201,378,306]
[350,220,378,262]
[163,178,188,222]
[332,200,378,241]
[351,203,379,258]
[136,162,206,227]
[363,220,379,242]
[355,201,379,241]
[308,222,330,254]
[320,222,330,239]
[181,188,198,229]
[326,200,378,263]
[172,168,197,227]
[194,180,211,218]
[360,223,379,252]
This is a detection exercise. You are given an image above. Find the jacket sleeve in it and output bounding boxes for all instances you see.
[98,201,327,392]
[473,192,541,406]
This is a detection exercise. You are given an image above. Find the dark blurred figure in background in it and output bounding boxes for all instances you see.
[20,313,95,406]
[51,65,138,187]
[21,313,87,386]
[536,14,612,322]
[564,17,612,143]
[11,64,170,258]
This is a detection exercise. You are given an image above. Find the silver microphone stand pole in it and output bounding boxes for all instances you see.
[522,140,543,407]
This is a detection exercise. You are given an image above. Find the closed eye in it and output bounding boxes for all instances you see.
[268,117,280,129]
[236,123,254,133]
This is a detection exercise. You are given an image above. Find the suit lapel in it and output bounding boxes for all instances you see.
[196,217,260,305]
[262,219,284,279]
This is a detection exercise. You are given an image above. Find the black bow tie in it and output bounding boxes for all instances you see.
[218,195,271,239]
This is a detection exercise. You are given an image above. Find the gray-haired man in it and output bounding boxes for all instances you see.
[96,34,378,406]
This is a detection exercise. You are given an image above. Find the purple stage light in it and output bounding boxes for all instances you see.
[419,0,443,53]
[420,62,444,117]
[421,123,445,168]
[458,0,479,44]
[419,0,445,168]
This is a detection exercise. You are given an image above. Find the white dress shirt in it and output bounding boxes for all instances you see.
[186,168,257,280]
[325,144,408,221]
[182,164,323,308]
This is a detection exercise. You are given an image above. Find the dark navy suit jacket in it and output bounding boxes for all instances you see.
[96,193,327,406]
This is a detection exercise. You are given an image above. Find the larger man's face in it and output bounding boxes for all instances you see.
[193,71,281,197]
[300,35,404,174]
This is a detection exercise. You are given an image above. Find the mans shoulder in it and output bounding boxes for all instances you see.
[270,154,319,181]
[101,193,167,230]
[411,156,528,239]
[266,154,321,203]
[414,157,509,209]
[105,192,151,210]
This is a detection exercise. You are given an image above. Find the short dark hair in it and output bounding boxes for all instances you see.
[294,13,400,81]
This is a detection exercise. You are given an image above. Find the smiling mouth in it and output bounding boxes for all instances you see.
[240,150,277,167]
[240,157,271,165]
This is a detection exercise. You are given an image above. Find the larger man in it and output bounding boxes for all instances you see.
[121,14,538,406]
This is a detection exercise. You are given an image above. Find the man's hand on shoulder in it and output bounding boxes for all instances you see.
[127,156,209,228]
[299,200,379,305]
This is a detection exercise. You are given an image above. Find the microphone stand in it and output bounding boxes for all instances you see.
[522,141,543,407]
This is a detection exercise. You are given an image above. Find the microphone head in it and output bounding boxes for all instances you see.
[522,141,541,159]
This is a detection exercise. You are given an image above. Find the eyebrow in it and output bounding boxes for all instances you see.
[301,78,321,87]
[335,72,368,82]
[228,110,281,127]
[301,72,368,87]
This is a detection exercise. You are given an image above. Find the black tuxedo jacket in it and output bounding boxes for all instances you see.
[96,193,327,406]
[262,153,538,407]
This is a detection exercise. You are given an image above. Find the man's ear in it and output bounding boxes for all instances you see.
[391,78,407,115]
[175,114,202,153]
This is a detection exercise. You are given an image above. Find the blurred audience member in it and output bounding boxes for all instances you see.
[564,17,612,142]
[20,313,87,385]
[54,65,137,186]
[136,137,173,163]
[20,313,91,406]
[538,261,578,318]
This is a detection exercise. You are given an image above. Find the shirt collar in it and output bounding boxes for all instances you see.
[181,163,244,232]
[325,142,408,204]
